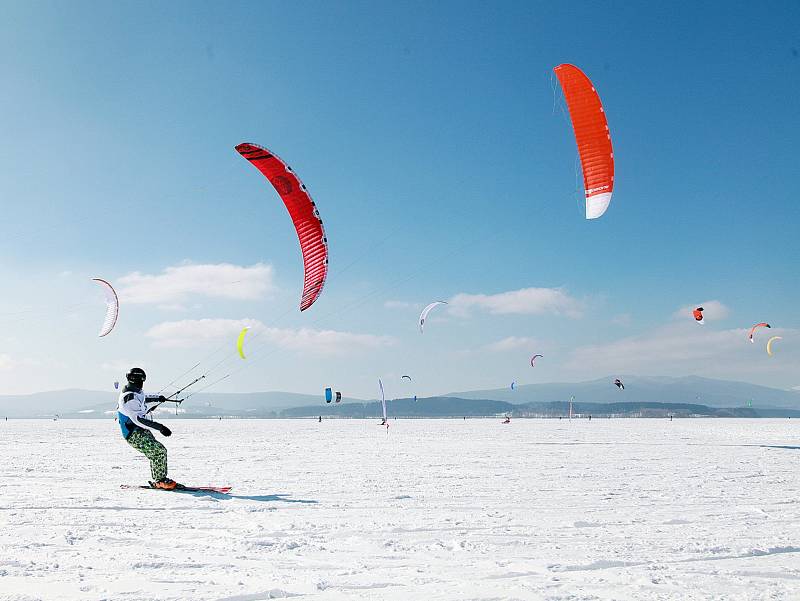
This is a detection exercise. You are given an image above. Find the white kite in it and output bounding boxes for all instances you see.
[92,278,119,337]
[378,378,388,428]
[419,301,447,333]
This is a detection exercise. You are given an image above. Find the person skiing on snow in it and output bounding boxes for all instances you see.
[117,367,177,490]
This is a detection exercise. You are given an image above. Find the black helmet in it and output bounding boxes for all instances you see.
[126,367,146,387]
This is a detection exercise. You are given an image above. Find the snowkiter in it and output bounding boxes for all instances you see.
[117,367,177,490]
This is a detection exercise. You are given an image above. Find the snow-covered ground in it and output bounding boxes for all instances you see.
[1,418,800,600]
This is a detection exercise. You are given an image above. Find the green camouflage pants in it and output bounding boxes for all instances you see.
[126,429,168,481]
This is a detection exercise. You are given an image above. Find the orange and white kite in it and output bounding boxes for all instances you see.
[553,64,615,219]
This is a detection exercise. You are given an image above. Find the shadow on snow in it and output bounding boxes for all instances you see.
[228,493,318,504]
[174,489,318,503]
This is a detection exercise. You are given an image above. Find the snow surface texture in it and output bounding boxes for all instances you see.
[1,419,800,600]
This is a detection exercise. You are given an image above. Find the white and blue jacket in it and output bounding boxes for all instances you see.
[117,387,162,439]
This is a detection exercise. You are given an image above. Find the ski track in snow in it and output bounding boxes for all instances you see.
[1,418,800,600]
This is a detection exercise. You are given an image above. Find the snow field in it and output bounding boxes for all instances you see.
[1,418,799,600]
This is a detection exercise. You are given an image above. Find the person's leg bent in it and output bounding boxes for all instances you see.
[127,429,168,481]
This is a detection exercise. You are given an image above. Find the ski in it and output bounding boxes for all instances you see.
[121,484,232,494]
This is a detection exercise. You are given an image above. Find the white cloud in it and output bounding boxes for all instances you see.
[567,324,797,378]
[146,318,257,348]
[448,287,583,318]
[569,326,742,370]
[484,336,537,353]
[0,354,38,371]
[262,327,395,356]
[673,300,730,322]
[118,263,274,304]
[145,318,395,356]
[0,354,16,371]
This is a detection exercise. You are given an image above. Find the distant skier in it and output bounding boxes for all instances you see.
[318,416,322,423]
[117,367,177,490]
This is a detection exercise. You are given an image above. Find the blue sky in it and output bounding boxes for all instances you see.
[0,1,798,397]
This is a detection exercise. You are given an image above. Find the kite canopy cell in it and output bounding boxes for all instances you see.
[553,64,615,219]
[236,143,328,311]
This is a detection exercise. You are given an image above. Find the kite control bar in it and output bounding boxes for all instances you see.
[146,375,205,415]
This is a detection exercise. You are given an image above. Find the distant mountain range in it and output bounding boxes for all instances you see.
[2,375,799,419]
[446,375,800,409]
[0,389,327,419]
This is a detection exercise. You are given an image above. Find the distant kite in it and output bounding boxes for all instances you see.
[766,336,782,356]
[236,327,249,359]
[530,354,543,367]
[693,307,704,324]
[378,378,388,428]
[614,378,624,390]
[92,278,119,337]
[748,322,771,343]
[419,301,447,333]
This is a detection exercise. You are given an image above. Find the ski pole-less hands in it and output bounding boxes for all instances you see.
[136,416,172,437]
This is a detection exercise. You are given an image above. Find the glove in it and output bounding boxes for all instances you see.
[159,425,172,437]
[159,395,169,402]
